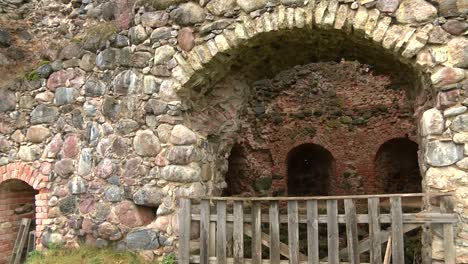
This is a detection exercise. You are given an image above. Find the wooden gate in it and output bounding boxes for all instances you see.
[179,193,457,264]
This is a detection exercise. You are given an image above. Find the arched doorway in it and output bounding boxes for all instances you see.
[0,179,38,263]
[287,144,334,196]
[375,138,421,194]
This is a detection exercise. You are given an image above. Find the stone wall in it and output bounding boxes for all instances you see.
[0,0,466,262]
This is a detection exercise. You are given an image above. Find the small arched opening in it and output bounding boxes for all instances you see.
[287,143,335,196]
[375,138,422,194]
[0,179,38,263]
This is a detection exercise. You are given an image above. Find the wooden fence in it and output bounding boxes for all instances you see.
[178,193,457,264]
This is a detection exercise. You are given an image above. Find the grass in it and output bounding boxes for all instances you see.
[26,245,175,264]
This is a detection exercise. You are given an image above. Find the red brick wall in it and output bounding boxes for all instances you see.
[0,163,49,264]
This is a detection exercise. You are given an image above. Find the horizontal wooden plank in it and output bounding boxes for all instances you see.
[186,192,451,201]
[190,213,457,224]
[189,256,371,264]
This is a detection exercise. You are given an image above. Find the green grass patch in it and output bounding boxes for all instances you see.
[26,245,173,264]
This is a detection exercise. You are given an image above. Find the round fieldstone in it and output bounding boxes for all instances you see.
[54,158,75,177]
[104,185,122,202]
[207,0,236,15]
[96,158,114,179]
[59,195,77,215]
[26,125,51,143]
[98,222,122,241]
[170,2,205,26]
[36,64,53,79]
[395,0,437,24]
[165,146,196,164]
[425,140,463,167]
[141,11,169,28]
[451,114,468,132]
[170,125,197,145]
[160,165,201,182]
[442,20,468,36]
[448,38,468,68]
[146,99,168,115]
[150,27,172,43]
[0,89,16,113]
[30,105,59,124]
[133,185,164,207]
[112,70,140,95]
[237,0,267,12]
[0,30,11,47]
[376,0,399,12]
[125,229,160,250]
[84,80,106,96]
[420,108,444,136]
[54,87,79,105]
[68,176,87,194]
[129,25,147,44]
[154,45,175,65]
[96,48,118,70]
[177,27,195,52]
[77,149,93,176]
[18,145,42,162]
[133,130,161,156]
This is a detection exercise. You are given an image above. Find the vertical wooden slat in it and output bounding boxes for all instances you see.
[216,201,227,264]
[200,199,210,264]
[178,198,191,264]
[252,201,262,264]
[345,199,360,264]
[441,197,456,264]
[233,201,244,264]
[288,201,299,264]
[368,198,382,264]
[327,199,339,264]
[269,201,280,264]
[390,196,404,264]
[307,200,319,264]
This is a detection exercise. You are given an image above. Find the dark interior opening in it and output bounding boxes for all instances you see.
[375,138,422,194]
[287,143,335,196]
[224,144,249,196]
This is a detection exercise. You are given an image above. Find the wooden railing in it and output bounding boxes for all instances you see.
[178,193,457,264]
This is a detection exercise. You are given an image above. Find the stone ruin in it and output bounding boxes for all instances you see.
[0,0,466,262]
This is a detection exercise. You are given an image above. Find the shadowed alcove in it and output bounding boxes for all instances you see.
[287,143,335,196]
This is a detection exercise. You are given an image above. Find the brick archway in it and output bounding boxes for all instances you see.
[0,162,49,263]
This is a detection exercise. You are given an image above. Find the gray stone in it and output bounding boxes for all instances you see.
[125,229,160,250]
[156,124,173,143]
[160,165,201,182]
[112,70,140,95]
[451,114,468,132]
[104,185,122,202]
[448,38,468,68]
[199,19,232,35]
[59,195,77,215]
[77,148,93,176]
[146,99,168,115]
[170,124,197,145]
[444,106,467,117]
[421,108,444,136]
[207,0,236,16]
[84,79,106,96]
[41,229,64,248]
[166,146,196,164]
[54,87,79,105]
[150,27,172,43]
[94,202,111,221]
[0,30,11,47]
[129,25,147,44]
[154,45,175,65]
[79,53,96,71]
[96,48,118,70]
[111,34,130,48]
[96,158,114,179]
[133,130,161,156]
[133,185,164,207]
[0,136,11,153]
[442,20,468,36]
[54,158,75,177]
[170,2,205,26]
[141,11,169,27]
[26,125,50,143]
[102,97,121,121]
[130,52,152,68]
[0,89,16,113]
[59,42,83,60]
[36,64,53,79]
[116,119,139,134]
[85,122,101,146]
[30,105,59,124]
[376,0,399,13]
[425,140,463,166]
[68,176,87,194]
[143,76,161,94]
[237,0,267,12]
[18,145,42,162]
[395,0,437,24]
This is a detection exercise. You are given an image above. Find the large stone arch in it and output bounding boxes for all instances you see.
[162,2,467,261]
